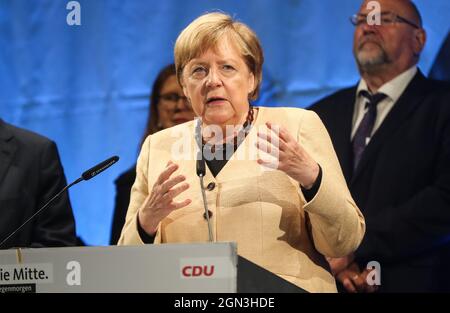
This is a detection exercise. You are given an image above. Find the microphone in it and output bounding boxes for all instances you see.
[196,153,206,177]
[82,155,119,180]
[195,120,213,242]
[0,155,120,248]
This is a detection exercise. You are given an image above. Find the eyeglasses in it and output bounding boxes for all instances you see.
[159,93,187,103]
[350,12,421,29]
[158,93,189,110]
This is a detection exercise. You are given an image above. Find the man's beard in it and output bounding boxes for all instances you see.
[354,43,391,74]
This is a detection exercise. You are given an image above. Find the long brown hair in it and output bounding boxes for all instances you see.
[140,63,177,147]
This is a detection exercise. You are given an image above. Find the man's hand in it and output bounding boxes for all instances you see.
[327,255,378,293]
[327,255,354,276]
[335,262,362,293]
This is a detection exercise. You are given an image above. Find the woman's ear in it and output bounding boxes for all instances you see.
[247,72,255,95]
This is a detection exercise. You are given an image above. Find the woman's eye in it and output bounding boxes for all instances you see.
[192,66,206,75]
[222,64,235,71]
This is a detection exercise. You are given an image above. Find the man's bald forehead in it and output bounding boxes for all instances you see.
[404,0,422,27]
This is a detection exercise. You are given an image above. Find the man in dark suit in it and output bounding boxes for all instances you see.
[310,0,450,292]
[0,119,76,249]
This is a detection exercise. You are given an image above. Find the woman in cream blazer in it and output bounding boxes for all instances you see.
[119,12,365,293]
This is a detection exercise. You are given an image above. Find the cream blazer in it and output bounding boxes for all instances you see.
[119,107,365,293]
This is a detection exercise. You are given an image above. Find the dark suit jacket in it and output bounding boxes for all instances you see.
[310,70,450,292]
[0,120,76,249]
[110,166,136,245]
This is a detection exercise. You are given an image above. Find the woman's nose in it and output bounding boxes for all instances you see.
[205,69,222,88]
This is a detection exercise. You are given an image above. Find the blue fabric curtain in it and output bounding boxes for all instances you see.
[1,0,449,245]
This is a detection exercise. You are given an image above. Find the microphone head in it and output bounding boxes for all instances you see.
[81,155,119,181]
[196,157,206,177]
[195,118,205,177]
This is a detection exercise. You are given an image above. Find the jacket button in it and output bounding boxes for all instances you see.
[206,182,215,191]
[203,210,213,220]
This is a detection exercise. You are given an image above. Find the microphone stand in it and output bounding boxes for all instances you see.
[0,155,119,249]
[0,177,83,248]
[196,119,213,242]
[198,172,213,243]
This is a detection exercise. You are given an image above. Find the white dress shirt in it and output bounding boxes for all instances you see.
[351,66,418,140]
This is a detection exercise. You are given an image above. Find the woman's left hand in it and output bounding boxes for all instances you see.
[256,122,320,189]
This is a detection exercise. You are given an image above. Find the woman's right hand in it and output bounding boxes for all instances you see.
[138,161,191,236]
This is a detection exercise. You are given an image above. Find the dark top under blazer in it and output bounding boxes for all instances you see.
[110,166,136,245]
[309,70,450,292]
[0,119,76,249]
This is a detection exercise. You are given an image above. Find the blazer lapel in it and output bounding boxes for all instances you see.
[351,71,429,185]
[0,120,17,186]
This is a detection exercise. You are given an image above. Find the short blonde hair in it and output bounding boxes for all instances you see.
[174,12,264,101]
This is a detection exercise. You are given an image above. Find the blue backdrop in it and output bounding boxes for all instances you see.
[1,0,449,246]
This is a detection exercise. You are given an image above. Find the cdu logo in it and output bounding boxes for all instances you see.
[180,257,233,279]
[182,265,215,277]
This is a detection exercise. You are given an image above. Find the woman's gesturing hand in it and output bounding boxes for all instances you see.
[256,122,320,189]
[138,161,191,235]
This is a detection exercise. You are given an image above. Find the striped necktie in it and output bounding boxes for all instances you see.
[352,90,387,170]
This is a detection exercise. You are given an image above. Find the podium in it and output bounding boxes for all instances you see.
[0,243,306,293]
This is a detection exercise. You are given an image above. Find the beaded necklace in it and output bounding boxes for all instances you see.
[202,106,254,155]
